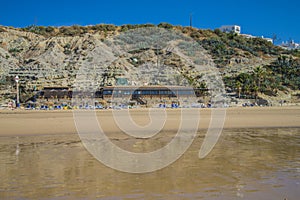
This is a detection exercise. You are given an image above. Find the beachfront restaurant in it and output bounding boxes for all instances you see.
[39,86,206,99]
[40,87,72,100]
[97,86,206,99]
[36,86,207,108]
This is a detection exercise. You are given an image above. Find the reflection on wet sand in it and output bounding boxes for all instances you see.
[0,128,299,199]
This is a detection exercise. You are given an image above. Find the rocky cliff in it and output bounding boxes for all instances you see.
[0,24,298,105]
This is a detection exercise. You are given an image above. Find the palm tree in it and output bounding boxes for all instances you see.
[252,85,259,103]
[253,66,265,93]
[277,55,293,85]
[244,84,251,96]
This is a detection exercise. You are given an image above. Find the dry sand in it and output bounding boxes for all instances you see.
[0,107,299,136]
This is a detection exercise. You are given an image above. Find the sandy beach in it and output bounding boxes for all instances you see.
[0,107,299,136]
[1,107,299,200]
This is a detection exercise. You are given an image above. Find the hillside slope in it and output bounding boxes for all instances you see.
[0,24,299,105]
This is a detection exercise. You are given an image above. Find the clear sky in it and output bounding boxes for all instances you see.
[1,0,299,43]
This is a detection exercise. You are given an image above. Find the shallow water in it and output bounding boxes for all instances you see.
[0,128,299,199]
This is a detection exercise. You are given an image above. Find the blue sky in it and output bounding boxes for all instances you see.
[1,0,299,43]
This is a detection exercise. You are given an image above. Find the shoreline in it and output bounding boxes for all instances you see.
[0,106,299,137]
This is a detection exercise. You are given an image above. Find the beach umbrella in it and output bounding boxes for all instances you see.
[27,100,34,104]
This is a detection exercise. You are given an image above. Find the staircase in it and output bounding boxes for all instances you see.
[131,95,147,105]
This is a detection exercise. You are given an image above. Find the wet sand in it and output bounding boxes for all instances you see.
[0,127,299,199]
[0,107,299,136]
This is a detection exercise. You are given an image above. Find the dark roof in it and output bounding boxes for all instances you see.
[101,85,197,90]
[43,87,70,90]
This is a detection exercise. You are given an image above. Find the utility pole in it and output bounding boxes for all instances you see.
[15,75,20,108]
[190,13,193,28]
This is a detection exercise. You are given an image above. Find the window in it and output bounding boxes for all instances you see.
[103,90,112,95]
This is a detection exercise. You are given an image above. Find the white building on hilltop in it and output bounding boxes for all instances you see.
[259,36,273,43]
[219,25,241,34]
[240,34,273,43]
[219,25,273,43]
[280,40,300,50]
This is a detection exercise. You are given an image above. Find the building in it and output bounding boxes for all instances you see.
[219,25,241,34]
[280,40,300,50]
[35,86,208,107]
[240,34,256,39]
[241,34,273,43]
[97,86,206,99]
[259,36,273,43]
[39,87,72,100]
[116,77,129,86]
[220,25,273,43]
[96,86,208,107]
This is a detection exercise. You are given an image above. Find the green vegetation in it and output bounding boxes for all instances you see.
[9,48,21,53]
[90,24,117,32]
[19,23,171,37]
[21,25,56,36]
[266,55,300,90]
[196,32,282,67]
[120,24,155,32]
[224,56,300,98]
[157,22,173,29]
[19,24,161,37]
[21,24,118,37]
[224,67,277,98]
[0,26,6,32]
[63,43,72,55]
[289,49,300,58]
[8,48,22,56]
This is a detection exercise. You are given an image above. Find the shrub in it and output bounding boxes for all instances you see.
[9,48,21,53]
[0,26,6,32]
[213,29,222,36]
[157,22,173,29]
